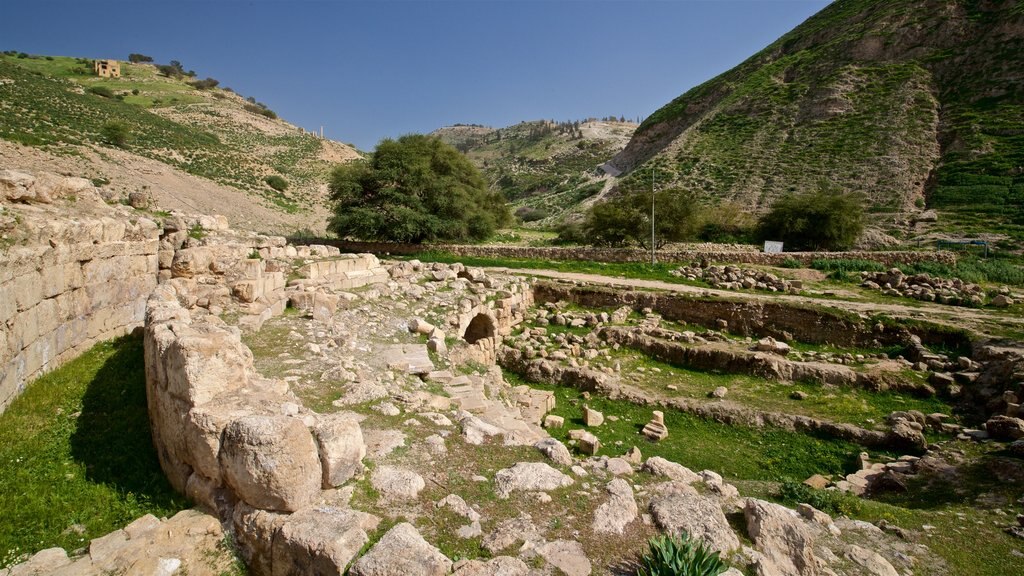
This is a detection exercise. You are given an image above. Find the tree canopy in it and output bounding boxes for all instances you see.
[757,189,865,251]
[581,187,701,249]
[328,134,510,243]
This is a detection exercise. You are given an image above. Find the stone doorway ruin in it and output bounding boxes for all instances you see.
[463,313,496,344]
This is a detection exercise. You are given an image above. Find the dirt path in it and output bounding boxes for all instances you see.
[485,267,1024,336]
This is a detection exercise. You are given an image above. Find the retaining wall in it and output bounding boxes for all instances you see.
[291,239,958,268]
[0,204,160,413]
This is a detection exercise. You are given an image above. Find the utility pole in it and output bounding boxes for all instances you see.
[651,168,656,266]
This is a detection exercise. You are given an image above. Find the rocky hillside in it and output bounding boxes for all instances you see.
[434,119,637,225]
[0,52,360,233]
[610,0,1024,221]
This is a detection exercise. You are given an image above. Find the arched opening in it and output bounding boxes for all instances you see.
[463,313,495,344]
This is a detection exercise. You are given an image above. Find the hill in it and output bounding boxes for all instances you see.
[433,119,637,225]
[0,52,360,233]
[608,0,1024,247]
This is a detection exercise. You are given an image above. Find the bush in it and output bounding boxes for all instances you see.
[127,53,154,63]
[87,85,114,98]
[328,134,510,243]
[264,175,289,192]
[553,221,587,245]
[780,258,803,269]
[515,206,550,223]
[698,200,756,243]
[758,190,865,251]
[243,103,277,119]
[581,187,702,249]
[99,121,129,147]
[637,533,728,576]
[189,77,219,90]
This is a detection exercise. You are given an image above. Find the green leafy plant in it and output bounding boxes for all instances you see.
[87,85,114,98]
[263,174,289,192]
[188,223,206,240]
[779,480,862,517]
[99,121,129,147]
[637,533,728,576]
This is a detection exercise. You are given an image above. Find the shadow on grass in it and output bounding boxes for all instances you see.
[69,333,186,510]
[874,454,1024,510]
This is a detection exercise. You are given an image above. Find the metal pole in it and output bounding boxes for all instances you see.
[651,169,656,266]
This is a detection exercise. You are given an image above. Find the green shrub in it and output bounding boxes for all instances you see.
[189,77,219,90]
[515,206,550,223]
[263,175,289,192]
[637,533,728,576]
[127,53,154,63]
[780,258,803,269]
[87,85,114,98]
[758,190,865,251]
[99,121,129,147]
[779,480,862,517]
[188,223,206,240]
[243,102,277,119]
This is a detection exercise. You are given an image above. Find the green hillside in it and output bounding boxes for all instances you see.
[0,53,359,213]
[611,0,1024,245]
[434,119,636,225]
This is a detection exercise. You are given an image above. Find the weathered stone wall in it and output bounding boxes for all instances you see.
[0,170,160,413]
[295,239,958,268]
[144,285,377,575]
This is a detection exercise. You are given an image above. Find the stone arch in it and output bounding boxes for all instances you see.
[462,313,496,344]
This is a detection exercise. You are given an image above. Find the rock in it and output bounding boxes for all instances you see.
[543,414,564,429]
[427,337,448,356]
[803,474,831,490]
[992,294,1014,308]
[986,415,1024,441]
[460,415,504,445]
[577,431,601,455]
[790,390,808,401]
[885,420,927,452]
[592,479,638,534]
[314,413,365,488]
[624,446,643,465]
[535,438,574,466]
[482,514,543,554]
[641,410,669,441]
[583,406,604,426]
[371,466,425,500]
[436,494,481,522]
[844,544,899,576]
[745,499,817,576]
[408,318,435,335]
[273,506,381,576]
[494,462,574,498]
[756,337,791,356]
[711,386,728,399]
[642,456,701,484]
[536,540,592,576]
[451,557,530,576]
[349,522,451,576]
[604,457,634,476]
[650,492,740,553]
[219,415,322,512]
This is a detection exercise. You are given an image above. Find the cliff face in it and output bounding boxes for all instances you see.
[611,0,1024,214]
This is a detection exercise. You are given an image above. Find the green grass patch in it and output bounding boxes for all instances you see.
[510,375,874,481]
[0,335,187,568]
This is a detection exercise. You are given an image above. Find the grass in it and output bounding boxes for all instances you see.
[508,374,875,481]
[813,256,1024,288]
[0,335,188,568]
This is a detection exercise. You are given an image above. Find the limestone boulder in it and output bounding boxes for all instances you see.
[744,499,818,576]
[219,415,322,512]
[642,456,701,484]
[844,544,899,576]
[649,491,740,553]
[271,506,381,576]
[314,413,366,487]
[535,437,574,466]
[349,522,452,576]
[371,466,425,500]
[592,478,638,534]
[986,415,1024,441]
[536,540,591,576]
[494,462,574,498]
[885,420,927,452]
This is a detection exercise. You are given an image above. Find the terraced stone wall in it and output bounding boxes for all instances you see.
[0,170,160,413]
[298,239,958,268]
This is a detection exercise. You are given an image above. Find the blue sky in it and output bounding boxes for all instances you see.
[2,0,831,150]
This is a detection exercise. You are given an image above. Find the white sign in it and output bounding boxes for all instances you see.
[763,241,784,253]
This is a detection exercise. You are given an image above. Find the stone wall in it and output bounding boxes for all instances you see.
[0,170,160,413]
[144,285,378,575]
[294,239,958,268]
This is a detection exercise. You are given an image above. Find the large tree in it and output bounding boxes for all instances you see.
[757,190,864,251]
[328,135,510,243]
[581,187,701,249]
